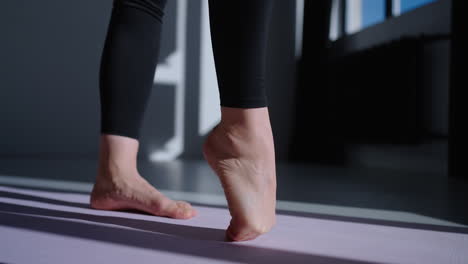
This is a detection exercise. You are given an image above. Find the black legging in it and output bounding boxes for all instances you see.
[99,0,274,139]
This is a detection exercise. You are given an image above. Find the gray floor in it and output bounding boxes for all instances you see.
[1,157,468,263]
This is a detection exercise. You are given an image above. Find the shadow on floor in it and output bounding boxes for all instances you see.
[1,186,468,235]
[0,203,379,264]
[1,158,468,228]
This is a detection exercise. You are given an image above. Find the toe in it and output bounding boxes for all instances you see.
[177,201,197,219]
[166,201,196,219]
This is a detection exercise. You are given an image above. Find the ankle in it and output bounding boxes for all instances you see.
[220,107,270,127]
[98,159,137,177]
[97,134,139,178]
[206,115,274,162]
[99,134,139,159]
[219,107,273,138]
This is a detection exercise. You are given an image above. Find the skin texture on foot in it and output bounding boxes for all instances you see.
[90,170,197,219]
[203,107,277,241]
[89,135,196,219]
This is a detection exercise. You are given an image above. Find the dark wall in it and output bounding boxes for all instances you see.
[265,0,298,161]
[291,0,451,164]
[0,1,107,157]
[449,0,468,178]
[330,0,451,137]
[0,0,298,160]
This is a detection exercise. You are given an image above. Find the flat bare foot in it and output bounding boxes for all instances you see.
[203,107,276,241]
[90,134,196,219]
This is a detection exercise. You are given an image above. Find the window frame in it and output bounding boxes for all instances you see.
[330,0,441,41]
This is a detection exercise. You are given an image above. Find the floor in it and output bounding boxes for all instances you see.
[1,158,468,264]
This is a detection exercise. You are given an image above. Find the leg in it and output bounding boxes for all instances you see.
[206,0,276,241]
[90,0,196,219]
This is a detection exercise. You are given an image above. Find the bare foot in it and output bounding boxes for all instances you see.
[203,107,276,241]
[90,134,197,219]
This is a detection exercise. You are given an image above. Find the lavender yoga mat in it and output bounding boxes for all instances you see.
[0,185,467,264]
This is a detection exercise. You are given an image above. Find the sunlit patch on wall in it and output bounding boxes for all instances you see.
[150,0,188,162]
[198,0,221,137]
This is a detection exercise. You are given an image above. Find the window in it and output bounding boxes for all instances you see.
[345,0,386,34]
[330,0,439,40]
[399,0,438,14]
[362,0,386,28]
